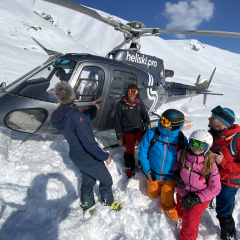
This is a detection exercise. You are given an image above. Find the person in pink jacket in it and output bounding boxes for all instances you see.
[173,130,221,240]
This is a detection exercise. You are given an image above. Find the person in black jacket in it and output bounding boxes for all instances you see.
[51,81,116,211]
[114,83,150,178]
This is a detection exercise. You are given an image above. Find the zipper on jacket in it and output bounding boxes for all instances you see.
[189,162,193,192]
[160,135,168,181]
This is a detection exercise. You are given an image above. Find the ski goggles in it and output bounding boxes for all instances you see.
[160,116,172,127]
[189,139,208,151]
[128,89,138,95]
[211,105,234,124]
[160,116,185,127]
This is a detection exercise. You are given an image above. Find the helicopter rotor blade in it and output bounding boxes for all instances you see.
[43,0,133,34]
[42,0,168,37]
[141,28,169,35]
[32,37,62,56]
[170,30,240,38]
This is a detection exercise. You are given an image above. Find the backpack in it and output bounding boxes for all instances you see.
[149,127,184,151]
[220,132,240,185]
[229,132,240,162]
[143,128,184,179]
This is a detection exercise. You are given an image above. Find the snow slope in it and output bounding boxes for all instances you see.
[0,0,240,239]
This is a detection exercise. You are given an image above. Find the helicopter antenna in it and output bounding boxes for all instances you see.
[31,38,62,57]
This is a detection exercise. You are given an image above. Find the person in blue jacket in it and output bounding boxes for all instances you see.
[138,109,188,226]
[51,81,114,211]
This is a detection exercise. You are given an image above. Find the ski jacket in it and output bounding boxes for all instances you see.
[51,104,109,164]
[138,121,188,181]
[210,124,240,187]
[174,149,221,203]
[114,96,150,141]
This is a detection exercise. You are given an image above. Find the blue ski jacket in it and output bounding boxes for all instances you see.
[138,121,188,181]
[51,104,109,164]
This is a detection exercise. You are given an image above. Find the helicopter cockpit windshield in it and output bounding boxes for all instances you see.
[5,57,76,103]
[74,66,104,102]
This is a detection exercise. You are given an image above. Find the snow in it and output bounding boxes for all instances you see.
[0,0,240,239]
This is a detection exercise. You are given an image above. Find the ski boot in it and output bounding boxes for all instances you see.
[100,193,123,211]
[126,167,132,178]
[124,152,135,179]
[80,191,95,212]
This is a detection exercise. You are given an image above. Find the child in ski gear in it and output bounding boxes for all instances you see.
[174,130,221,240]
[114,82,150,178]
[209,106,240,240]
[51,81,115,211]
[138,109,188,224]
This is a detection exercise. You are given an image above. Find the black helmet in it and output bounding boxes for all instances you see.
[162,109,185,128]
[128,83,139,90]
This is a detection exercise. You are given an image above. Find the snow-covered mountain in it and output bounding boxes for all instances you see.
[0,0,240,239]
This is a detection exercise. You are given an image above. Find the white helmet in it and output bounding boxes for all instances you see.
[189,130,213,153]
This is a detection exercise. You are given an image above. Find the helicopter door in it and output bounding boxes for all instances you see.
[97,65,137,130]
[72,62,109,130]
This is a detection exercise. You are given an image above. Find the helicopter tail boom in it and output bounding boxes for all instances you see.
[203,67,216,106]
[165,67,222,105]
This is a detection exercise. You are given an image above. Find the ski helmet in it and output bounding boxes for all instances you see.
[189,130,213,153]
[125,82,140,98]
[161,109,185,127]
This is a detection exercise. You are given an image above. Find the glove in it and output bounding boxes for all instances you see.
[147,172,157,181]
[180,192,202,210]
[117,140,123,146]
[173,170,186,189]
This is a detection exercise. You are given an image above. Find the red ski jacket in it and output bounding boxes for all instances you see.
[210,124,240,187]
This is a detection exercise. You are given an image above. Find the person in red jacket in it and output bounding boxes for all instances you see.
[209,106,240,240]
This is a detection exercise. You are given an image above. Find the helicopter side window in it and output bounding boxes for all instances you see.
[109,71,137,99]
[74,66,104,102]
[6,58,76,103]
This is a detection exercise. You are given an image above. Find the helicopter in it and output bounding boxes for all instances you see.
[0,0,239,142]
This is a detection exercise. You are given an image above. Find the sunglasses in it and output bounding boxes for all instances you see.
[128,89,138,95]
[211,105,234,124]
[189,139,208,151]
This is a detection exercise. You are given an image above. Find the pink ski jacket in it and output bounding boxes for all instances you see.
[173,149,221,203]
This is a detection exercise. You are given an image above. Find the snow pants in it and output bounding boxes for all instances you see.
[177,194,210,240]
[147,179,179,221]
[123,130,145,170]
[216,183,238,240]
[74,160,113,199]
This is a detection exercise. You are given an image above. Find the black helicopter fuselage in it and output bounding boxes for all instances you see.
[0,49,210,136]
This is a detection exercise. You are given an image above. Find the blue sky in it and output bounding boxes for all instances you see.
[73,0,240,54]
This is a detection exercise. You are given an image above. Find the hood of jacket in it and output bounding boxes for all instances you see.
[157,120,184,137]
[51,104,77,130]
[120,96,141,107]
